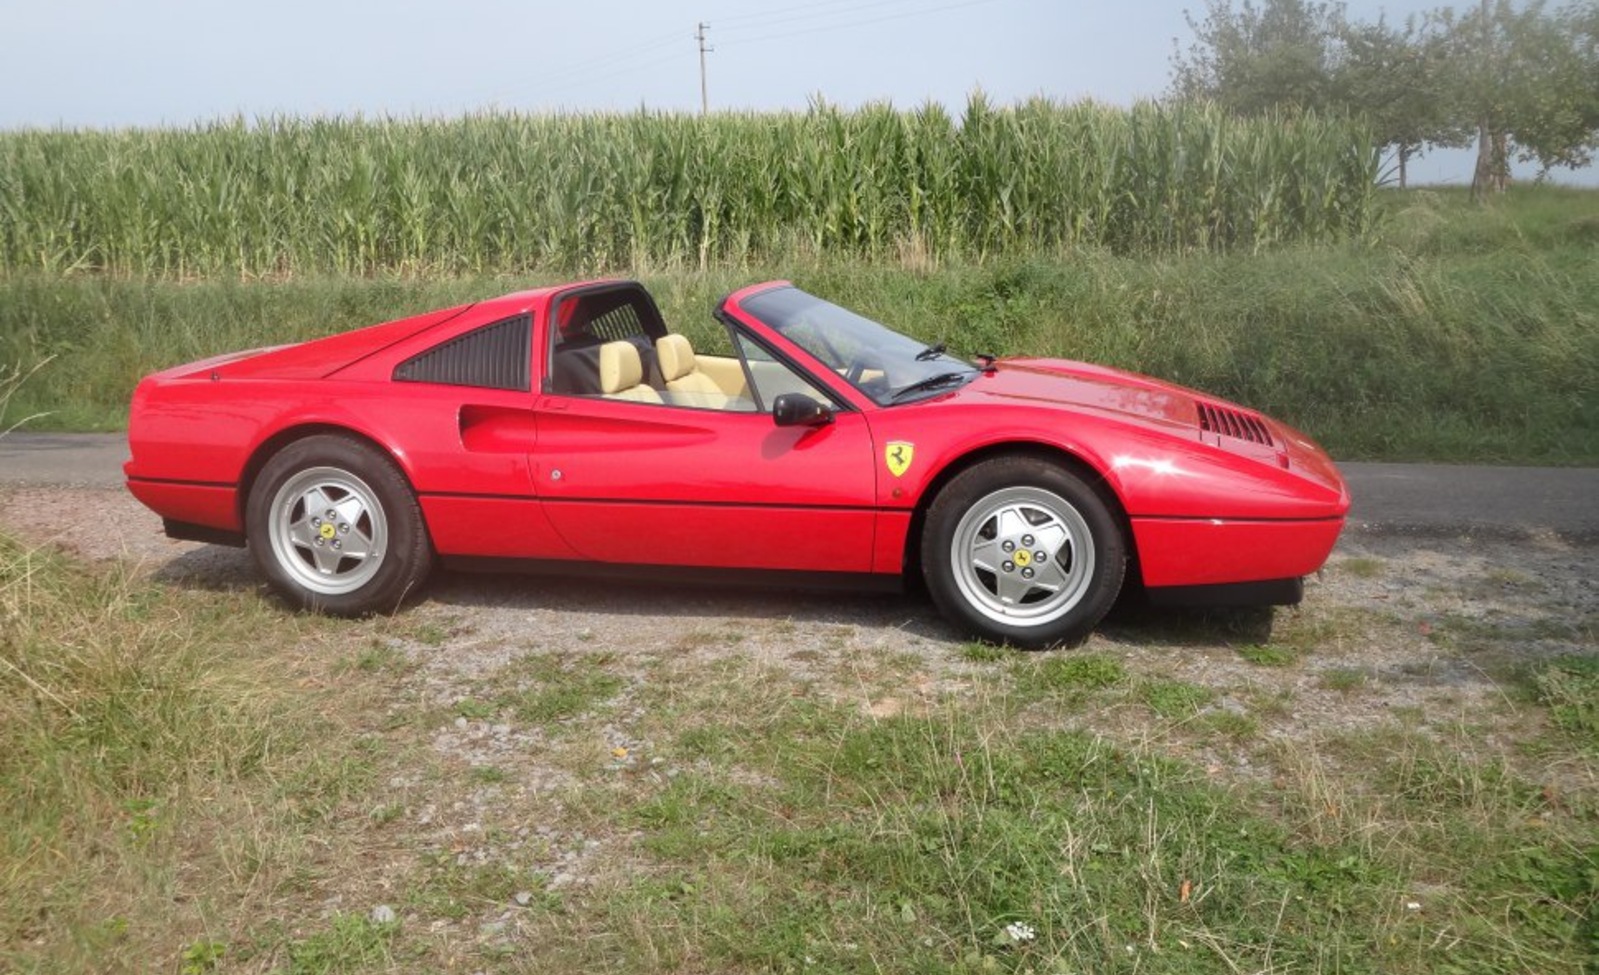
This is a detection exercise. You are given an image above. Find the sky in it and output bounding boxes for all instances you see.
[3,0,1590,186]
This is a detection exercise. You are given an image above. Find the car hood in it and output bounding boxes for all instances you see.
[966,357,1200,431]
[952,357,1346,501]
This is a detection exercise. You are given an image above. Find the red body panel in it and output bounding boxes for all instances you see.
[126,479,241,531]
[125,279,1350,595]
[530,396,878,570]
[1131,517,1346,587]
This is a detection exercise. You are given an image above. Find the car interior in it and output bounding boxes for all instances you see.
[549,285,830,414]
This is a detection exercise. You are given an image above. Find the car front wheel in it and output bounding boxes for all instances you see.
[923,457,1125,649]
[246,435,433,615]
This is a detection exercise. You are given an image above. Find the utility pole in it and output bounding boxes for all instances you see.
[695,22,712,114]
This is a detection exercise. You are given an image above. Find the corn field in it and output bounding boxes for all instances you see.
[0,96,1380,276]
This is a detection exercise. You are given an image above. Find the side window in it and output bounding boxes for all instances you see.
[730,331,837,413]
[394,315,531,391]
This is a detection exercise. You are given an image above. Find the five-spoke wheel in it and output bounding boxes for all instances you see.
[923,457,1125,648]
[265,466,389,596]
[247,435,432,615]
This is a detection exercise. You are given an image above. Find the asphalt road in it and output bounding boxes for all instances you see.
[0,432,1594,541]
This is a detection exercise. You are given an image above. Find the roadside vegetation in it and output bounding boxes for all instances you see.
[2,184,1595,462]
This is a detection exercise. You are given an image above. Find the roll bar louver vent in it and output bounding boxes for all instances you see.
[1198,402,1273,446]
[394,315,531,391]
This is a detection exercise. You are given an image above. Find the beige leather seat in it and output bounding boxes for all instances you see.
[656,334,730,408]
[598,341,662,403]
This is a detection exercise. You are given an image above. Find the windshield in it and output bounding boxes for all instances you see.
[739,287,975,405]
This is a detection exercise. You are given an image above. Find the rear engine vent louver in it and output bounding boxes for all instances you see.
[394,314,531,391]
[1197,402,1273,445]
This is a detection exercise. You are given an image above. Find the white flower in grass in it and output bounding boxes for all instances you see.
[1003,921,1036,944]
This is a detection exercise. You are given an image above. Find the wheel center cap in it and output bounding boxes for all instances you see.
[1013,548,1032,568]
[319,523,337,540]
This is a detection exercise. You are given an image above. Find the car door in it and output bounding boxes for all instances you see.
[532,384,878,573]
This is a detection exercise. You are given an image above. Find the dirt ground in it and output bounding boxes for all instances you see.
[5,483,1594,738]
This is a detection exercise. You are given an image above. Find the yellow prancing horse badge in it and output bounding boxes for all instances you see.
[885,441,915,477]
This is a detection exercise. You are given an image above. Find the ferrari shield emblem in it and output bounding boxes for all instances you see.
[885,441,915,478]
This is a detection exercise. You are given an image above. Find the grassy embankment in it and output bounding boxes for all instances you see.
[3,185,1597,462]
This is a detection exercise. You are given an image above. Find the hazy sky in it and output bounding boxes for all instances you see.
[3,0,1586,185]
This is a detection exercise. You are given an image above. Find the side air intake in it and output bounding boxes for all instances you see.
[1197,402,1273,446]
[394,315,531,391]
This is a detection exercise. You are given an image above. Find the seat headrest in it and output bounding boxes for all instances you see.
[598,341,644,394]
[656,334,697,382]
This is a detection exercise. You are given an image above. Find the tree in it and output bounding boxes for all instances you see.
[1171,0,1599,193]
[1169,0,1348,115]
[1335,16,1463,187]
[1433,0,1599,195]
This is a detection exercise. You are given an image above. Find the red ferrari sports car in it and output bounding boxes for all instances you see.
[125,280,1348,648]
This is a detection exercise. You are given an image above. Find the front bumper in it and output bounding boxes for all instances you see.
[1130,515,1345,588]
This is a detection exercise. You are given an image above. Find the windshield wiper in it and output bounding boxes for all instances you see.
[889,371,972,403]
[914,342,947,361]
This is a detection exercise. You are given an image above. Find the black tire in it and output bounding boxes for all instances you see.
[246,435,433,615]
[922,456,1126,649]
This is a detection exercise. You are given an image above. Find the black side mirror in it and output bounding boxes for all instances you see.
[772,392,834,428]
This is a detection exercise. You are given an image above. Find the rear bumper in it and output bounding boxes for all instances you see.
[126,478,242,534]
[1130,515,1344,588]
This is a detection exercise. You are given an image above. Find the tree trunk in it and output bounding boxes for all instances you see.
[1491,130,1510,192]
[1468,0,1512,200]
[1471,120,1500,198]
[1399,146,1409,189]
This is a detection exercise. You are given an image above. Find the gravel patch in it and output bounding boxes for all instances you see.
[4,484,1593,715]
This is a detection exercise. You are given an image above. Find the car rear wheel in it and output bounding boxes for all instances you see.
[923,457,1125,649]
[247,435,432,616]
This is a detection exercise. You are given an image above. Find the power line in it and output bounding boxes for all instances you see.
[717,0,1003,47]
[461,0,1011,114]
[713,0,933,32]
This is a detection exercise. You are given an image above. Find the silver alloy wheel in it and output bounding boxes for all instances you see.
[266,466,389,596]
[948,485,1096,627]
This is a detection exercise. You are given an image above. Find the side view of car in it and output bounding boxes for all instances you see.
[125,280,1349,648]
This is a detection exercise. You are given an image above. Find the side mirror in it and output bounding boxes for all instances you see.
[772,392,834,428]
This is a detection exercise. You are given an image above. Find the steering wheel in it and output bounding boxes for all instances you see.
[844,355,892,399]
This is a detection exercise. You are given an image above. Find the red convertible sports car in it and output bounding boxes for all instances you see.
[125,280,1349,648]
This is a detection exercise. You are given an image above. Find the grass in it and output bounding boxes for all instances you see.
[1530,654,1599,751]
[3,185,1595,462]
[2,531,1596,973]
[1237,643,1303,666]
[0,531,407,973]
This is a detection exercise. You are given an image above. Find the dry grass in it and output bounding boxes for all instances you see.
[1,525,1595,973]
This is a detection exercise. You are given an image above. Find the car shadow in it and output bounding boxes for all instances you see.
[1100,594,1278,647]
[426,566,956,640]
[149,543,1283,649]
[149,544,259,592]
[422,566,1285,650]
